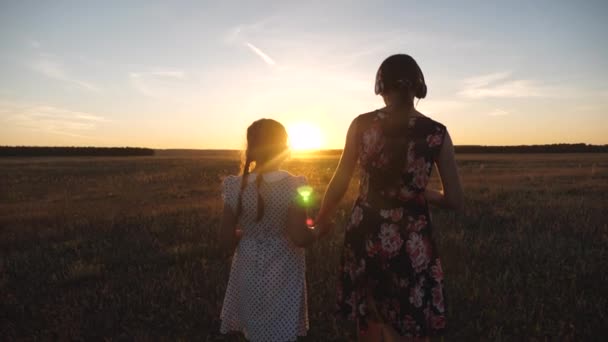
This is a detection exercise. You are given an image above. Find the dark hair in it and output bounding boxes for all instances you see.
[374,54,427,100]
[235,119,288,221]
[375,54,427,193]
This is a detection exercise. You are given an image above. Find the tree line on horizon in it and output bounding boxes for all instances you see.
[454,143,608,153]
[0,146,155,157]
[308,143,608,155]
[0,143,606,157]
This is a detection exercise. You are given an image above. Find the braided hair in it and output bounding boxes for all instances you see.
[235,119,289,222]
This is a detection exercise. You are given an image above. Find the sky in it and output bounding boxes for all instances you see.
[0,0,607,149]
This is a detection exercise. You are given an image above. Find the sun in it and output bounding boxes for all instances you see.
[287,122,324,151]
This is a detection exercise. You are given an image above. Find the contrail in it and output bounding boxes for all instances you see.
[245,42,276,66]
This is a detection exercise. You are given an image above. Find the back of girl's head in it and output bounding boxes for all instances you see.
[236,119,289,221]
[245,119,288,168]
[375,54,427,100]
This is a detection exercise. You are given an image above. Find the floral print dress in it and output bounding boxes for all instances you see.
[336,110,448,337]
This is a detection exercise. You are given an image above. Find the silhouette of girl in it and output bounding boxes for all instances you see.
[316,54,464,341]
[218,119,324,341]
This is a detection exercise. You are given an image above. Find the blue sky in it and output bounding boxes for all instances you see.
[0,0,606,148]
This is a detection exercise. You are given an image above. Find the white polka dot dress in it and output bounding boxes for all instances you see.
[220,171,309,342]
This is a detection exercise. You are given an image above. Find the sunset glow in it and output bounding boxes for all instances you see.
[0,2,606,148]
[288,123,325,151]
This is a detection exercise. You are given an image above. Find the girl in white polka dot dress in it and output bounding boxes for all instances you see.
[218,119,323,342]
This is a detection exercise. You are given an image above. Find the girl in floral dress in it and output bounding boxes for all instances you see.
[316,54,464,341]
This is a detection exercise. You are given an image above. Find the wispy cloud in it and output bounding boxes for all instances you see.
[1,101,107,138]
[131,70,185,79]
[459,71,547,98]
[226,18,484,72]
[488,109,510,116]
[245,42,276,66]
[30,57,99,91]
[128,70,201,104]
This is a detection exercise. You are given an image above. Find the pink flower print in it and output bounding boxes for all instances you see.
[409,280,424,308]
[366,239,382,257]
[360,172,370,201]
[380,208,403,222]
[407,215,428,233]
[430,314,446,330]
[346,293,356,320]
[406,232,431,273]
[431,259,444,283]
[426,131,443,147]
[432,285,445,313]
[423,305,431,322]
[414,172,429,189]
[358,302,367,316]
[409,158,431,189]
[351,206,364,227]
[390,208,403,222]
[403,314,416,331]
[362,125,383,157]
[398,185,414,201]
[380,209,391,219]
[379,223,404,258]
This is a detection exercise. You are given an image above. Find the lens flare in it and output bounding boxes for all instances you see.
[296,185,314,206]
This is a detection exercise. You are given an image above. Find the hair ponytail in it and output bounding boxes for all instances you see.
[254,171,265,221]
[234,157,266,222]
[235,156,251,220]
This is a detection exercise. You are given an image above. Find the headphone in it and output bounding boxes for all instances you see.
[374,63,427,99]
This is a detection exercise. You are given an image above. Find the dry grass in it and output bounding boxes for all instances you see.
[1,153,607,340]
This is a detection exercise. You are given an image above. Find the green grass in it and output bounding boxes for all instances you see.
[1,153,607,340]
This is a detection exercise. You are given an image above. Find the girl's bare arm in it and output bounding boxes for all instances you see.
[315,118,359,232]
[426,131,464,210]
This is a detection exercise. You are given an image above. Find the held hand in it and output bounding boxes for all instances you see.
[313,220,334,240]
[424,189,443,207]
[235,228,243,242]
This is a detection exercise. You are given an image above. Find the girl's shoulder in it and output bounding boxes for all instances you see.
[263,171,308,192]
[272,170,307,187]
[413,114,447,131]
[221,171,307,188]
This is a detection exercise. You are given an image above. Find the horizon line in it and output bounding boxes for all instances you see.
[2,143,608,150]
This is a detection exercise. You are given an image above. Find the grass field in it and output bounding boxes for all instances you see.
[1,152,607,340]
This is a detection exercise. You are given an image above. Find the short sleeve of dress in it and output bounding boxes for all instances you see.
[221,175,239,212]
[426,121,448,162]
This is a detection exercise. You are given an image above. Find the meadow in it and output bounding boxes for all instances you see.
[1,152,607,341]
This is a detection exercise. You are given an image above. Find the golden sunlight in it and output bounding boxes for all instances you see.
[287,122,324,151]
